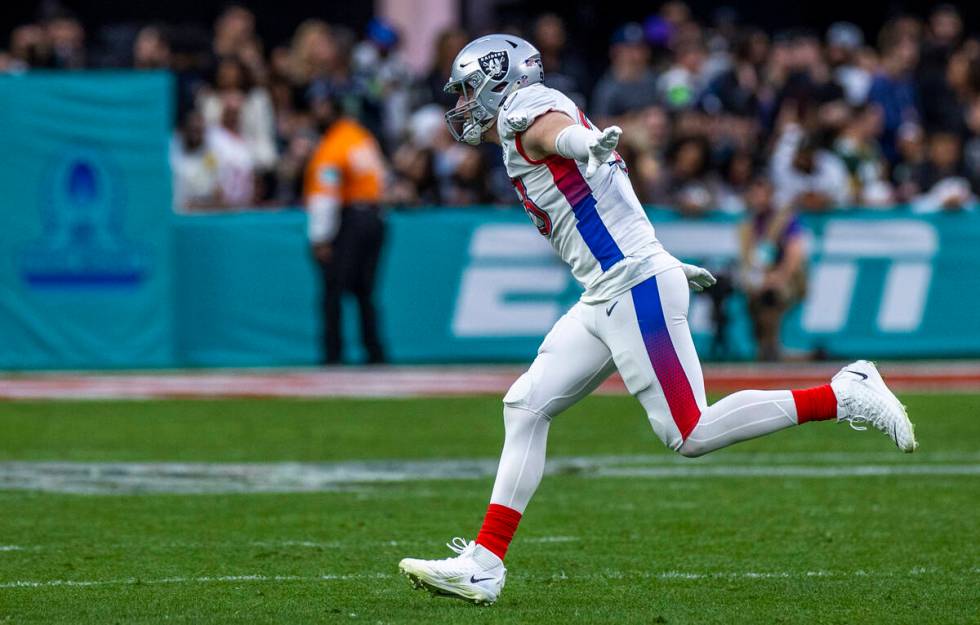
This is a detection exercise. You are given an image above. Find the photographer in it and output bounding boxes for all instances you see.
[738,176,807,361]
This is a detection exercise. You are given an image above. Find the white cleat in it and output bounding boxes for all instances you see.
[831,360,918,452]
[398,538,506,605]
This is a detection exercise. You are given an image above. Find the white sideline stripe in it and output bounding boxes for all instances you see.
[2,567,972,590]
[0,453,977,494]
[0,545,24,552]
[2,361,980,399]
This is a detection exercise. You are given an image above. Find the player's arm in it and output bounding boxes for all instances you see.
[305,158,343,263]
[519,111,622,177]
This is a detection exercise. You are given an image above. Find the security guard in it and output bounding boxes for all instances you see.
[304,83,387,364]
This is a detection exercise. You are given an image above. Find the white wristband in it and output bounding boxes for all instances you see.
[554,124,598,162]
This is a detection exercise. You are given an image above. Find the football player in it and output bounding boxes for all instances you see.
[399,34,917,605]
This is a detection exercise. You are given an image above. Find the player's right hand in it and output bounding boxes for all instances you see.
[585,126,622,177]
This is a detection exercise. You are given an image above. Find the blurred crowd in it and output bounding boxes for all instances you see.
[4,2,979,360]
[2,3,979,216]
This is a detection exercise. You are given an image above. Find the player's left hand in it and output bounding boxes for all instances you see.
[681,263,716,292]
[585,126,622,177]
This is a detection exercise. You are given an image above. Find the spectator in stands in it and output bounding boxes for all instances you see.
[10,24,51,69]
[965,98,980,193]
[834,103,895,206]
[353,18,415,150]
[781,30,845,109]
[423,28,469,110]
[206,91,257,208]
[389,105,445,206]
[656,135,717,216]
[703,35,762,119]
[44,9,86,70]
[910,130,976,213]
[892,122,928,202]
[197,56,278,171]
[920,5,963,79]
[132,25,171,69]
[657,37,708,110]
[532,14,590,108]
[304,83,388,365]
[171,110,219,211]
[591,23,659,125]
[212,5,256,61]
[738,176,807,361]
[273,128,318,206]
[770,106,850,210]
[921,42,980,136]
[867,30,921,162]
[826,22,872,105]
[619,105,671,203]
[290,19,336,84]
[714,148,757,214]
[442,145,494,206]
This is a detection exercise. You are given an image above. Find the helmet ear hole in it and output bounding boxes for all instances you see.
[491,82,509,93]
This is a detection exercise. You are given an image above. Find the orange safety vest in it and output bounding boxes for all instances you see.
[303,118,385,205]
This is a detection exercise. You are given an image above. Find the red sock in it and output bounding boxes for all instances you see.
[475,503,522,560]
[792,384,838,424]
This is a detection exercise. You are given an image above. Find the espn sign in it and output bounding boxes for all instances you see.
[452,219,937,338]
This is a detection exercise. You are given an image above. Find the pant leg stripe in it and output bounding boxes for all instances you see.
[630,276,701,440]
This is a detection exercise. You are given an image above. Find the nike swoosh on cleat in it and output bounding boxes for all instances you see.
[846,370,869,380]
[606,301,618,316]
[470,575,494,583]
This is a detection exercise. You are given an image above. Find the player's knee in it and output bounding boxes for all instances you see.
[645,410,687,453]
[676,438,708,458]
[503,372,554,419]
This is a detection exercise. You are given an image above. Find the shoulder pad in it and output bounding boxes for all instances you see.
[505,111,530,132]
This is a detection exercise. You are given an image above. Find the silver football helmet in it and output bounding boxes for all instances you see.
[443,34,544,145]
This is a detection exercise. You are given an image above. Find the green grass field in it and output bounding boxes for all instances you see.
[1,393,978,624]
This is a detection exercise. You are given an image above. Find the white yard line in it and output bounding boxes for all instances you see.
[0,545,24,552]
[2,567,972,590]
[0,573,387,589]
[595,464,980,478]
[0,453,976,494]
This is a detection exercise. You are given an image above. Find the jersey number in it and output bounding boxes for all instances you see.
[512,177,552,236]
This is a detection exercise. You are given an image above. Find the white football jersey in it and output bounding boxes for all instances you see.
[497,84,679,303]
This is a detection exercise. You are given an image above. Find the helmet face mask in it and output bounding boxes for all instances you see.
[443,34,544,145]
[444,71,495,145]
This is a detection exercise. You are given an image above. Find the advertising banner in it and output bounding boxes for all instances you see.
[0,73,174,368]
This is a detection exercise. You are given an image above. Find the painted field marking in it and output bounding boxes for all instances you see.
[0,453,977,494]
[2,361,980,399]
[2,567,973,590]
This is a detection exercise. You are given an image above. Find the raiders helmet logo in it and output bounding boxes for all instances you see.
[478,51,509,80]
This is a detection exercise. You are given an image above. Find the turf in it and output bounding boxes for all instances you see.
[0,393,978,624]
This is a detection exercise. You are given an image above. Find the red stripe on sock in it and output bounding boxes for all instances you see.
[475,503,522,560]
[792,384,838,424]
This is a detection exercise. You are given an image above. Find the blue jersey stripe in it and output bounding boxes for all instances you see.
[546,156,624,271]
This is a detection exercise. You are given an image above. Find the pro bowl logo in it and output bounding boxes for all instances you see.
[478,50,509,80]
[18,147,148,288]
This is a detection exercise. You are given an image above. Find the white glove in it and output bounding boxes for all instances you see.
[585,125,622,177]
[681,263,717,292]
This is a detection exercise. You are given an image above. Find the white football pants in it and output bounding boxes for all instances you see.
[490,266,802,513]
